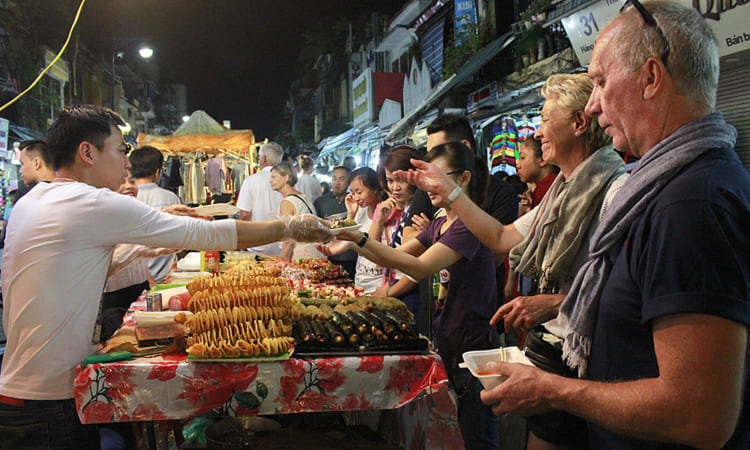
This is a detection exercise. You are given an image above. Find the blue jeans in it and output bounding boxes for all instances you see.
[0,398,100,449]
[448,365,500,450]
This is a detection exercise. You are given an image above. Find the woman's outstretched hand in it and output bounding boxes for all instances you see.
[393,159,456,198]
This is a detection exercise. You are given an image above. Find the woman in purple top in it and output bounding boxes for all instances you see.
[334,142,501,449]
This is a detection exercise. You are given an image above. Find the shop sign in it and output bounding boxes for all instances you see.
[455,0,478,45]
[415,0,448,29]
[352,68,374,129]
[562,0,625,66]
[563,0,750,65]
[44,49,69,83]
[692,0,750,57]
[0,118,8,158]
[467,81,498,113]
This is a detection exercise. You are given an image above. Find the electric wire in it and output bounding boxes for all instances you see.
[0,0,87,112]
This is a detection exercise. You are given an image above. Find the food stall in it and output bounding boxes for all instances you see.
[137,110,256,205]
[75,255,463,448]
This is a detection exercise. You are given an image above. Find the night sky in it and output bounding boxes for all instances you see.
[76,0,404,140]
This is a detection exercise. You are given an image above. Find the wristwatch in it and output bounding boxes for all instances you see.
[357,232,369,247]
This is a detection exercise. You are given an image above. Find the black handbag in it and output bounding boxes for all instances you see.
[523,327,576,378]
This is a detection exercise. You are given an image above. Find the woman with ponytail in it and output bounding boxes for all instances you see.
[333,142,501,450]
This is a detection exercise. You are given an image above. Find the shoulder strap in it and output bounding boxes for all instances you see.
[289,194,314,214]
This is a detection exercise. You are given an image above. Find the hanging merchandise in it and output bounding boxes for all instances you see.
[516,115,536,141]
[489,118,519,175]
[505,119,519,166]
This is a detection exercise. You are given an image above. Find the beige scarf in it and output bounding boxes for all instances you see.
[509,145,625,293]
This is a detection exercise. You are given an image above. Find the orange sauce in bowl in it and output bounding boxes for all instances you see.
[476,370,494,376]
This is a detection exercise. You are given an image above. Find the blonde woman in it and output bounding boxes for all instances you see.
[270,161,323,260]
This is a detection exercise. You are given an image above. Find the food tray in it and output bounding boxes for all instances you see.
[329,225,359,235]
[187,352,292,363]
[294,338,430,358]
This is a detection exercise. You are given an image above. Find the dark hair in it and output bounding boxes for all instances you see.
[349,166,387,202]
[520,137,560,174]
[425,142,488,206]
[377,145,425,193]
[129,145,164,179]
[426,114,477,151]
[331,165,351,176]
[505,175,527,196]
[20,139,52,168]
[47,104,125,171]
[342,156,356,170]
[522,136,543,159]
[320,181,331,195]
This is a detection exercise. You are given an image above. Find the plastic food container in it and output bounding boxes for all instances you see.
[460,346,533,389]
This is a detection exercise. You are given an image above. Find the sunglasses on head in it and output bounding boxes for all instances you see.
[620,0,670,68]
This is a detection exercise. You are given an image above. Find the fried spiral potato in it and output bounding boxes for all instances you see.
[186,336,295,359]
[188,307,291,335]
[187,286,291,313]
[187,267,284,295]
[186,319,292,347]
[185,266,294,359]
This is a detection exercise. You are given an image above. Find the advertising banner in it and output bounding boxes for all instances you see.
[562,0,750,65]
[352,69,374,129]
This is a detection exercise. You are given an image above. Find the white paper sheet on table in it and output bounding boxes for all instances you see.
[193,203,240,216]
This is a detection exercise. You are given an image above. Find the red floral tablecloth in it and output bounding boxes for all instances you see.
[74,353,462,448]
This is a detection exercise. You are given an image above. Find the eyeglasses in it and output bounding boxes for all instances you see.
[446,170,465,176]
[620,0,670,68]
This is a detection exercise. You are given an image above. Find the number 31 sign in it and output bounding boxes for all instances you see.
[562,0,626,66]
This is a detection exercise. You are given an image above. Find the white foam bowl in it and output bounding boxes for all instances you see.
[460,347,533,389]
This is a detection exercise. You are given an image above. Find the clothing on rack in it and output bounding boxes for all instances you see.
[205,155,229,194]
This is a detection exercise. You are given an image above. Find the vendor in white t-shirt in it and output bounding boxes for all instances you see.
[0,105,331,449]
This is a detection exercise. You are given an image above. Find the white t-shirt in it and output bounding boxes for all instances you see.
[0,181,237,400]
[136,183,183,282]
[295,173,321,207]
[353,207,383,294]
[236,167,283,256]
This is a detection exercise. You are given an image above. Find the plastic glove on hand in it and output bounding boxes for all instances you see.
[282,214,333,243]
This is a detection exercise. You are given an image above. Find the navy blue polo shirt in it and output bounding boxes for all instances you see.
[587,148,750,449]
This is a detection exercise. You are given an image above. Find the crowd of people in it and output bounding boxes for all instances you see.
[0,2,748,449]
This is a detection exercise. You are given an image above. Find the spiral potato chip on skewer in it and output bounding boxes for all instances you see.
[185,266,294,358]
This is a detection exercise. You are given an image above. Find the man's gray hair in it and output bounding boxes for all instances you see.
[260,141,284,166]
[614,0,719,109]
